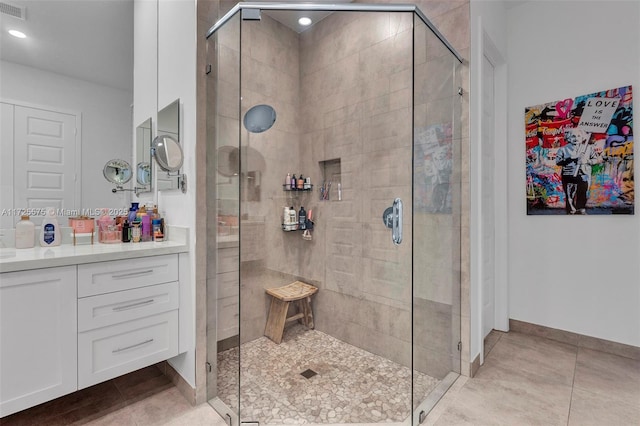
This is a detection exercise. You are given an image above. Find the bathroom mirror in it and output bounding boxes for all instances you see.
[155,99,182,191]
[243,104,277,133]
[0,0,135,227]
[137,162,151,185]
[135,118,152,191]
[152,135,184,172]
[103,159,132,185]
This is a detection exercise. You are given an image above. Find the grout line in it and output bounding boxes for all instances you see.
[565,346,580,425]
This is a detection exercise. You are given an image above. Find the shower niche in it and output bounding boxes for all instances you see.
[319,158,341,201]
[206,3,462,426]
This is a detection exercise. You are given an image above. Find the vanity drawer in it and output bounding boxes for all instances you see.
[78,282,179,332]
[78,255,178,297]
[78,310,178,389]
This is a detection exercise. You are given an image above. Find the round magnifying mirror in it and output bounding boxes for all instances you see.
[137,162,151,185]
[243,104,276,133]
[152,135,184,172]
[103,159,132,185]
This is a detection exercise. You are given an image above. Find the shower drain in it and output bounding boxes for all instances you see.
[300,368,317,379]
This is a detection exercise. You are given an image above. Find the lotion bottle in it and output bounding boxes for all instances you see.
[40,208,61,247]
[15,215,35,249]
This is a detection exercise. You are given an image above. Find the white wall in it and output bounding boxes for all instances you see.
[0,60,133,213]
[133,0,197,389]
[133,0,158,190]
[507,1,640,347]
[470,0,508,364]
[156,0,198,386]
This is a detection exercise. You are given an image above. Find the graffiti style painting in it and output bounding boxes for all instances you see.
[525,85,634,215]
[415,123,453,213]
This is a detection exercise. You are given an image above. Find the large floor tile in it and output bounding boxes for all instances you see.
[81,406,137,426]
[573,347,640,407]
[161,404,228,426]
[568,387,640,426]
[433,377,572,426]
[475,331,577,386]
[127,387,197,426]
[1,381,125,426]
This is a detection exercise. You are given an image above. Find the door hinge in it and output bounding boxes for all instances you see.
[457,341,462,352]
[206,361,212,373]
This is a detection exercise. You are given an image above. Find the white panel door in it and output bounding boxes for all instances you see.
[0,103,15,230]
[481,53,496,338]
[13,106,78,224]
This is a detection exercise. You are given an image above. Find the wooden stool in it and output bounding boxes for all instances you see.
[264,281,318,344]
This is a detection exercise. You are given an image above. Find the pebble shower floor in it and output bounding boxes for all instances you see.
[217,324,440,424]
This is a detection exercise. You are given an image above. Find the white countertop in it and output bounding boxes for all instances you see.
[0,226,189,273]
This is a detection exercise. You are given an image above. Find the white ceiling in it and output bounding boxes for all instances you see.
[256,0,353,33]
[0,0,133,91]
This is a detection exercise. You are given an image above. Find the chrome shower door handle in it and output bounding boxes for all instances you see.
[392,198,403,245]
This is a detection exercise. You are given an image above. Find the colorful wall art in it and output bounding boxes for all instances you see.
[415,123,453,214]
[525,85,634,215]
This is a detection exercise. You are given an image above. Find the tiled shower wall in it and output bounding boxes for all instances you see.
[297,11,416,368]
[198,0,471,403]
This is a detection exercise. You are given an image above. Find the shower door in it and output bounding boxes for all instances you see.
[207,4,461,425]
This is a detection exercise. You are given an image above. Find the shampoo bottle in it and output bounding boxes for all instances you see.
[40,208,61,247]
[15,215,35,249]
[298,206,306,230]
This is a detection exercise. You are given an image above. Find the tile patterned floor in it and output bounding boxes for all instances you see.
[424,330,640,426]
[4,330,639,425]
[216,324,440,424]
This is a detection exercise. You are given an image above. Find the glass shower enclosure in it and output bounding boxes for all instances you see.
[205,3,462,425]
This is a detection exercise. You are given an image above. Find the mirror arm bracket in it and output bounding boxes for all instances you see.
[112,186,149,196]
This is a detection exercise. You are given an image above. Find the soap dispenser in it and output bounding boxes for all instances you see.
[40,208,61,247]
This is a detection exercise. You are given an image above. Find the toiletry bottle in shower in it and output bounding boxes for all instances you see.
[40,208,61,247]
[285,173,291,190]
[289,206,297,230]
[15,215,35,249]
[291,174,297,190]
[297,174,304,190]
[298,206,306,230]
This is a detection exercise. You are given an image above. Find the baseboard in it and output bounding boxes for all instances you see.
[509,319,640,361]
[161,361,197,405]
[470,353,481,377]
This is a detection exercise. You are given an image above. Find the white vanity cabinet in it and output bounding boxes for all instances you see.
[0,243,188,418]
[77,255,180,389]
[0,266,77,418]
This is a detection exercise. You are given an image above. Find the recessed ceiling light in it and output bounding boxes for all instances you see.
[298,17,312,26]
[8,29,26,39]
